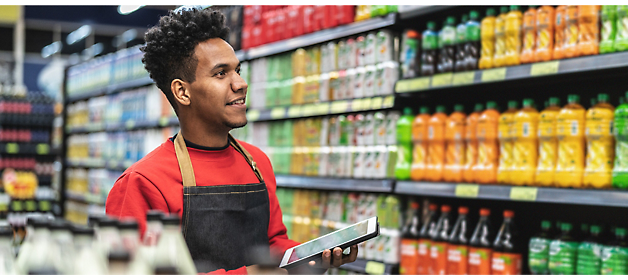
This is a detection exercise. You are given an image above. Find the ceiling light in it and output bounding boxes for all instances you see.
[118,5,145,15]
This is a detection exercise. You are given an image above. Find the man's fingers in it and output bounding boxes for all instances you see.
[321,249,332,268]
[348,245,358,262]
[332,247,343,267]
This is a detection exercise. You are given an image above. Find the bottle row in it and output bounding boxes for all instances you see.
[0,129,51,144]
[0,95,55,116]
[1,170,39,200]
[65,168,123,205]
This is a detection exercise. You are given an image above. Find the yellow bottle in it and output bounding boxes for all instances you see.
[497,101,518,185]
[511,99,539,186]
[493,6,509,68]
[535,98,561,187]
[504,5,523,66]
[479,8,496,69]
[583,94,615,188]
[555,95,586,188]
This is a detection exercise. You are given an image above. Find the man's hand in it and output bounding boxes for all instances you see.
[308,245,358,269]
[246,265,288,275]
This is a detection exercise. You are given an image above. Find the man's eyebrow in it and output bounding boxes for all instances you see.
[211,62,241,71]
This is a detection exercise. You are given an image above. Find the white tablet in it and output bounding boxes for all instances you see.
[279,216,379,269]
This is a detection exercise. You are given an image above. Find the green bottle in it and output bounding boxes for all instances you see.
[615,6,628,51]
[613,92,628,188]
[529,220,554,274]
[600,5,618,53]
[576,225,604,275]
[549,222,579,275]
[601,227,628,275]
[454,14,469,72]
[394,108,414,180]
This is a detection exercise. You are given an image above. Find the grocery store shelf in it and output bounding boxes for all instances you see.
[340,259,396,275]
[395,51,628,94]
[66,117,179,134]
[395,181,628,208]
[235,50,246,62]
[0,142,54,155]
[66,158,134,170]
[66,76,154,103]
[65,190,106,206]
[246,13,397,60]
[398,5,452,20]
[247,95,395,122]
[0,114,55,127]
[275,175,394,193]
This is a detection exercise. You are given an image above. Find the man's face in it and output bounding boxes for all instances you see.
[187,38,247,131]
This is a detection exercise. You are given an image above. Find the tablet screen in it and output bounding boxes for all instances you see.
[286,220,369,265]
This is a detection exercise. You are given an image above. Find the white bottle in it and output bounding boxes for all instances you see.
[153,215,197,275]
[0,226,15,275]
[72,227,107,275]
[18,219,61,275]
[49,220,75,274]
[117,220,140,258]
[96,218,123,257]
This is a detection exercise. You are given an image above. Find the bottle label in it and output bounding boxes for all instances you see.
[491,252,522,275]
[430,241,448,275]
[417,238,432,275]
[601,245,628,275]
[468,247,492,275]
[400,238,419,275]
[529,237,550,274]
[423,34,438,50]
[446,245,469,275]
[467,24,481,41]
[549,240,579,275]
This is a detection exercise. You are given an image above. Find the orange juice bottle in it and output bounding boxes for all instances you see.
[583,94,615,188]
[504,6,523,66]
[535,97,561,187]
[521,6,538,64]
[577,5,601,56]
[411,106,431,181]
[535,6,555,62]
[463,103,484,183]
[479,8,497,69]
[553,6,567,60]
[474,101,500,184]
[494,6,509,68]
[555,94,586,188]
[497,101,518,185]
[511,99,539,186]
[425,106,447,182]
[563,5,580,58]
[444,104,467,183]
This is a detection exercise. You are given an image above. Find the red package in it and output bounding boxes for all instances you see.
[275,8,286,41]
[241,25,251,49]
[262,11,274,44]
[302,5,316,34]
[312,5,325,32]
[252,25,262,47]
[321,5,337,30]
[336,5,356,25]
[287,6,304,38]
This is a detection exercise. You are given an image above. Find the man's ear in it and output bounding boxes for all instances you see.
[171,79,191,106]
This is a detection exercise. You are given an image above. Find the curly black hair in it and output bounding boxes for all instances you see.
[141,8,230,113]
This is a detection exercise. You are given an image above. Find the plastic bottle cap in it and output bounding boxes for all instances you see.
[508,100,518,109]
[541,220,551,229]
[441,205,451,212]
[71,226,95,236]
[447,16,456,25]
[458,206,469,214]
[49,220,71,231]
[568,94,580,104]
[590,98,598,107]
[479,208,490,216]
[486,101,497,109]
[406,30,419,38]
[87,214,105,227]
[461,15,468,23]
[429,204,438,211]
[32,218,51,229]
[436,105,446,113]
[118,219,139,230]
[561,223,573,231]
[403,107,413,115]
[590,225,601,234]
[620,97,626,105]
[108,250,131,262]
[474,103,484,112]
[549,97,560,106]
[454,104,464,112]
[523,99,534,107]
[427,21,436,30]
[98,217,119,228]
[625,91,628,100]
[528,5,538,9]
[470,10,479,19]
[486,8,496,17]
[500,6,509,14]
[598,93,609,103]
[147,210,165,222]
[617,227,627,236]
[0,226,12,237]
[410,202,420,209]
[420,106,430,114]
[161,214,181,226]
[503,210,514,218]
[510,5,520,11]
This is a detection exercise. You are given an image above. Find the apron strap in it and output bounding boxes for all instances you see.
[227,134,264,182]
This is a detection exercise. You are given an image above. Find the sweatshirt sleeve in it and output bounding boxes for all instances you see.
[198,266,248,275]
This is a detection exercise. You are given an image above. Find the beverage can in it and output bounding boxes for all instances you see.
[345,68,356,99]
[376,29,394,63]
[353,66,366,98]
[365,32,377,65]
[363,65,376,97]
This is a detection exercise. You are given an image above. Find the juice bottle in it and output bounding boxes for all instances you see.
[462,103,484,183]
[438,17,457,73]
[400,29,420,79]
[529,220,554,275]
[553,6,567,60]
[425,106,447,182]
[615,6,628,52]
[497,101,518,185]
[474,101,500,184]
[613,92,628,188]
[535,6,555,62]
[400,201,421,275]
[555,94,586,188]
[444,104,467,183]
[479,8,496,69]
[600,5,618,54]
[468,208,494,275]
[492,210,522,275]
[576,225,604,275]
[411,106,430,181]
[447,206,470,275]
[430,205,452,275]
[521,6,538,64]
[418,204,438,275]
[493,6,509,68]
[504,6,523,66]
[548,222,579,275]
[578,5,600,56]
[511,98,539,186]
[465,10,481,70]
[583,93,615,188]
[421,21,438,76]
[536,97,561,187]
[455,14,469,72]
[563,5,580,58]
[601,227,628,275]
[394,107,414,180]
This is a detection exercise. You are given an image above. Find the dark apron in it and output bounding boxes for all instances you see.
[174,132,270,273]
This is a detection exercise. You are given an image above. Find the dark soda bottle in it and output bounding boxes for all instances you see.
[465,10,482,70]
[468,208,494,275]
[430,204,453,275]
[528,220,553,274]
[417,203,438,274]
[492,210,522,275]
[548,222,578,275]
[446,206,470,275]
[454,14,469,72]
[400,201,421,275]
[420,21,438,76]
[438,16,457,73]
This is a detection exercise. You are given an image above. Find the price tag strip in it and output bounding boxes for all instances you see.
[431,73,453,87]
[452,71,476,86]
[530,61,560,76]
[246,109,260,121]
[455,184,480,198]
[510,187,538,201]
[481,68,507,82]
[365,261,386,275]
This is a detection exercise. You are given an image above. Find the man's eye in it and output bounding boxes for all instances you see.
[215,70,225,77]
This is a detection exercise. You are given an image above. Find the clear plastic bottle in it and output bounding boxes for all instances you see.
[49,220,75,275]
[96,217,123,256]
[535,98,561,187]
[0,226,15,275]
[455,14,469,72]
[555,94,586,188]
[583,94,615,188]
[72,226,107,275]
[18,218,61,275]
[479,8,497,69]
[494,6,510,68]
[497,101,519,185]
[154,214,197,275]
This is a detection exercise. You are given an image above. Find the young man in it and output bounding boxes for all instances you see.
[105,7,357,275]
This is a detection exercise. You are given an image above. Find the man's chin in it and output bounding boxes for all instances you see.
[227,120,248,129]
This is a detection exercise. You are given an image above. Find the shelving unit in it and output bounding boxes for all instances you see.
[0,143,53,156]
[276,175,394,193]
[65,76,154,103]
[65,117,179,134]
[339,258,397,275]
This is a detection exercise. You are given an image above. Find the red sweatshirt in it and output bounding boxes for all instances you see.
[105,137,300,275]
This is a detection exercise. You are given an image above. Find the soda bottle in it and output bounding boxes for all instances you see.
[600,6,618,54]
[493,6,510,68]
[548,222,579,275]
[479,8,496,69]
[529,220,554,275]
[430,205,453,275]
[615,6,628,52]
[563,5,579,58]
[511,99,539,186]
[553,6,567,60]
[612,92,628,188]
[400,29,420,79]
[463,103,484,183]
[394,107,414,180]
[492,210,522,275]
[555,94,586,188]
[504,6,523,66]
[465,10,481,70]
[411,106,430,181]
[576,225,604,275]
[468,208,494,275]
[474,101,500,184]
[425,106,447,182]
[535,6,555,62]
[497,101,518,185]
[400,201,421,275]
[438,16,457,73]
[601,227,628,275]
[536,97,561,187]
[583,93,615,188]
[418,203,439,275]
[455,14,469,72]
[421,21,438,76]
[578,5,601,56]
[447,206,470,275]
[521,6,538,64]
[444,104,467,182]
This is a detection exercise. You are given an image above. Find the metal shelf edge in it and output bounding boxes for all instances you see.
[275,175,394,193]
